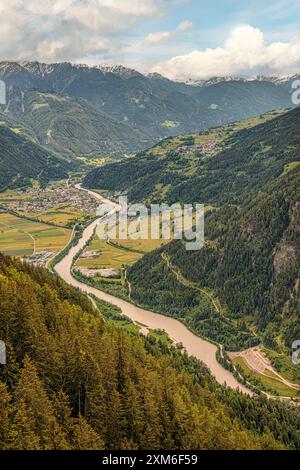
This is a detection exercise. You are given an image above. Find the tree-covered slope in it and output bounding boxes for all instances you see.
[84,108,300,205]
[0,124,69,191]
[1,90,150,160]
[127,167,300,352]
[1,254,300,449]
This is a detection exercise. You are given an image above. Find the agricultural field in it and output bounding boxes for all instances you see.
[0,212,71,257]
[76,238,144,272]
[262,347,300,384]
[282,161,300,175]
[75,213,176,280]
[25,206,88,227]
[76,155,114,167]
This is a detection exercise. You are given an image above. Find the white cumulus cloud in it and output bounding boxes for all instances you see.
[144,31,172,45]
[152,25,300,80]
[0,0,164,61]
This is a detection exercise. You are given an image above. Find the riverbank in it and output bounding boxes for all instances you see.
[54,185,253,395]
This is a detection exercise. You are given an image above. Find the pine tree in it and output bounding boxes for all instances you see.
[13,356,69,449]
[0,381,12,449]
[72,415,105,450]
[10,399,41,450]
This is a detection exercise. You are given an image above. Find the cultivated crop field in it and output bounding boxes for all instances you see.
[0,213,71,256]
[76,238,144,270]
[25,206,90,227]
[76,215,174,275]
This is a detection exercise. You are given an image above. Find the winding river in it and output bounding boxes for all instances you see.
[55,185,252,395]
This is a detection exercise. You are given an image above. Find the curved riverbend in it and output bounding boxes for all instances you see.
[55,185,252,395]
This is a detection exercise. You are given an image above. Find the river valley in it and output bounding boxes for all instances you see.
[55,185,253,395]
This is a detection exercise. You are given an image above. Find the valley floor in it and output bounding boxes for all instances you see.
[1,180,298,402]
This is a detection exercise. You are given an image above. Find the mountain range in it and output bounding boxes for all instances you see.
[0,61,297,160]
[0,60,300,450]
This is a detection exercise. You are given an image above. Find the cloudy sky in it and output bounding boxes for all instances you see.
[1,0,300,79]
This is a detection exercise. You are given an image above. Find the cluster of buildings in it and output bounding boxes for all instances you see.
[4,184,98,215]
[177,138,220,157]
[21,249,54,267]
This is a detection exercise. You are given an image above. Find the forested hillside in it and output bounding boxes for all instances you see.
[127,166,300,352]
[0,124,69,191]
[1,254,300,449]
[1,90,148,160]
[84,108,300,205]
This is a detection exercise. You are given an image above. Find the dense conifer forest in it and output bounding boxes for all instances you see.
[1,254,300,449]
[127,166,299,352]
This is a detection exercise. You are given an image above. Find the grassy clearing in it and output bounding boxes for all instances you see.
[233,357,298,398]
[148,329,173,346]
[0,213,71,256]
[262,347,300,384]
[109,319,140,334]
[160,120,180,128]
[282,161,300,175]
[91,297,141,334]
[10,127,23,135]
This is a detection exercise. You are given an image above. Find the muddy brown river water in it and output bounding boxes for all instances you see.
[55,185,252,395]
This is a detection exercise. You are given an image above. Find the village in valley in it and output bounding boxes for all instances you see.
[0,180,98,217]
[0,180,99,266]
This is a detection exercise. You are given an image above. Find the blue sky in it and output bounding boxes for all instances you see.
[125,0,300,57]
[151,0,300,40]
[1,0,300,79]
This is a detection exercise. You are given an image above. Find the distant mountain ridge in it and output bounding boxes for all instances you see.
[183,74,300,87]
[1,60,299,85]
[0,61,296,159]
